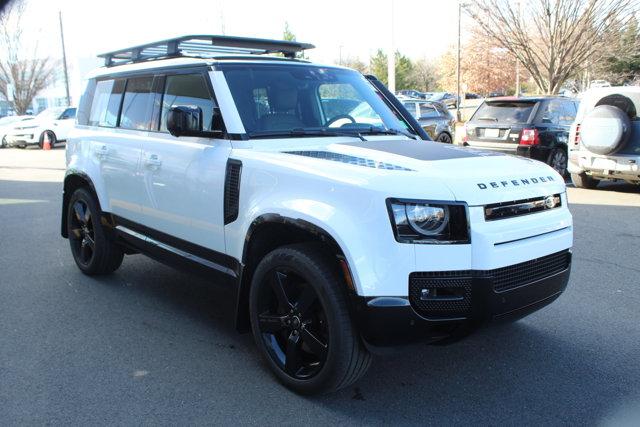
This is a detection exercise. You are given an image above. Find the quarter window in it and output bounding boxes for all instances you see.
[160,74,215,132]
[120,77,154,131]
[88,79,124,127]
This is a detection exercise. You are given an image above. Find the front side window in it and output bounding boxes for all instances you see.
[221,63,411,138]
[88,79,124,127]
[160,74,215,132]
[120,77,154,131]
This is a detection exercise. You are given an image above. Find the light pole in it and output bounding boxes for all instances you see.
[387,0,396,92]
[456,1,464,122]
[59,11,70,107]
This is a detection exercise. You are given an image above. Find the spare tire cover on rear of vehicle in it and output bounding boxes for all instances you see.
[580,105,631,155]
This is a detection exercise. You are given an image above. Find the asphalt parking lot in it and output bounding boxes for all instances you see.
[1,147,640,425]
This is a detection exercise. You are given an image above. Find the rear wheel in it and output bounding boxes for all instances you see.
[39,131,57,149]
[571,172,600,189]
[1,136,6,148]
[548,147,568,177]
[67,188,124,275]
[436,132,452,144]
[249,244,370,394]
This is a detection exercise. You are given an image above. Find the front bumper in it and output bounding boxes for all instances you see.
[6,133,38,147]
[351,250,571,346]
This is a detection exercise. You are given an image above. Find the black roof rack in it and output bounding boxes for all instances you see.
[98,35,315,67]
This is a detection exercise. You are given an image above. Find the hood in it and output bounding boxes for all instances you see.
[263,138,565,206]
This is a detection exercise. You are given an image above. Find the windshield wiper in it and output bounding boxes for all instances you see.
[477,116,498,122]
[248,128,365,141]
[358,126,417,140]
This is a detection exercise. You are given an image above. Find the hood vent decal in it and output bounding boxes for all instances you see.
[284,151,414,171]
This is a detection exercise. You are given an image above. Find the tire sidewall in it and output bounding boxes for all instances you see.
[67,188,108,273]
[249,246,354,394]
[548,147,568,177]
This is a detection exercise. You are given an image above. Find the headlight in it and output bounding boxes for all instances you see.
[387,199,469,244]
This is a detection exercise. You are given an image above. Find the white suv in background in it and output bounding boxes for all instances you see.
[62,35,573,394]
[568,87,640,188]
[6,106,76,148]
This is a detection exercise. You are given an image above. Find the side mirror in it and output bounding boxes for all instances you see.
[541,116,553,124]
[166,106,224,138]
[167,106,203,137]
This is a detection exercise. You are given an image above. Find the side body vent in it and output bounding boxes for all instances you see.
[224,159,242,225]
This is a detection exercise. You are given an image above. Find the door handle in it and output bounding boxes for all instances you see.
[145,153,162,168]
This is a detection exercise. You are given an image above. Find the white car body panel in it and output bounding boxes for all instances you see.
[223,138,572,296]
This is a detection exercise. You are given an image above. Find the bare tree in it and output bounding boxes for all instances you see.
[468,0,638,94]
[0,0,58,114]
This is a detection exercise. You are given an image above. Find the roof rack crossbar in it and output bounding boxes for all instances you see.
[98,34,315,66]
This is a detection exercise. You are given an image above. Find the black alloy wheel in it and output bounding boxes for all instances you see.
[67,188,124,275]
[256,268,329,380]
[436,132,452,144]
[69,199,96,266]
[249,244,371,394]
[548,148,568,177]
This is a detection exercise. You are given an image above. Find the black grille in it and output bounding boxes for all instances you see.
[409,250,571,317]
[491,250,570,293]
[224,160,242,224]
[409,273,472,318]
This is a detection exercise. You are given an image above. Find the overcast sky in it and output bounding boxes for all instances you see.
[23,0,463,65]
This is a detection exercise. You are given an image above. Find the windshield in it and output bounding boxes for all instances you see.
[220,63,411,138]
[472,101,536,124]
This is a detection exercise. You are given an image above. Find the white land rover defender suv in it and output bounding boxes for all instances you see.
[62,36,573,394]
[568,86,640,188]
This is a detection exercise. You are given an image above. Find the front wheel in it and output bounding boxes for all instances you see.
[249,244,371,394]
[67,188,124,275]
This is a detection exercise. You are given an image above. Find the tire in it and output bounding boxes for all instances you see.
[39,131,57,149]
[249,243,371,395]
[67,187,124,275]
[547,147,568,177]
[571,172,600,189]
[1,136,6,148]
[580,105,631,155]
[436,132,452,144]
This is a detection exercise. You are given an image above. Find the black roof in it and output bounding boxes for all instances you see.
[98,35,315,67]
[486,96,573,102]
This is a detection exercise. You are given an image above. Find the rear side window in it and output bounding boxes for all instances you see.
[160,74,215,132]
[473,101,536,124]
[88,79,124,127]
[120,77,154,131]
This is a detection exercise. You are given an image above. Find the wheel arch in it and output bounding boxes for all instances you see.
[61,171,101,238]
[235,214,354,333]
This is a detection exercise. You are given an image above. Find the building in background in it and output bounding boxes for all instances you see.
[0,56,101,117]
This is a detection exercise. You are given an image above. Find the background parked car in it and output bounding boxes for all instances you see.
[568,86,640,188]
[396,89,431,100]
[463,96,579,176]
[465,92,482,99]
[0,115,34,148]
[428,92,458,108]
[402,99,455,143]
[6,107,76,149]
